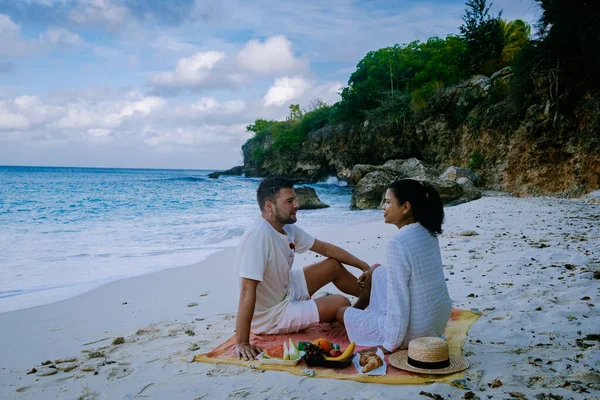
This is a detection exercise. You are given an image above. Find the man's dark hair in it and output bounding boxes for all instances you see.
[257,177,294,211]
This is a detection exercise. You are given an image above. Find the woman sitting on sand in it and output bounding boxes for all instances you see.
[336,179,452,353]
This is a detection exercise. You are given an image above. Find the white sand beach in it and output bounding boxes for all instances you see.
[1,193,599,400]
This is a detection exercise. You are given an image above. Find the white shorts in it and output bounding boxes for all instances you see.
[268,268,320,334]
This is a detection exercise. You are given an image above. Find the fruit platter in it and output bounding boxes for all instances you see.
[300,338,355,368]
[257,338,356,368]
[257,338,304,366]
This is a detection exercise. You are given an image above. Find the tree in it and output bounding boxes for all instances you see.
[459,0,504,74]
[499,19,531,64]
[535,0,600,98]
[307,98,329,112]
[287,104,303,123]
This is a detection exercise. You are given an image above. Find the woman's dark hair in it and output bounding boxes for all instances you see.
[257,177,294,211]
[387,179,444,236]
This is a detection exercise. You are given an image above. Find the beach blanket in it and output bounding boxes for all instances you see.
[193,308,479,384]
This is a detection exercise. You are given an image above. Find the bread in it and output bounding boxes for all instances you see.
[361,354,383,373]
[359,351,377,366]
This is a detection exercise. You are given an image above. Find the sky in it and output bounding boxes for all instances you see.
[0,0,540,170]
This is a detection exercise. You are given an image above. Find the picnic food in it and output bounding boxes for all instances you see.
[324,341,355,361]
[302,343,326,363]
[359,351,377,366]
[312,338,332,353]
[297,341,311,351]
[361,353,383,373]
[265,344,284,358]
[264,338,300,360]
[285,338,301,360]
[328,349,342,357]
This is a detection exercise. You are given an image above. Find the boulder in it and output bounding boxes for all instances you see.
[456,177,482,203]
[347,164,378,185]
[208,165,244,179]
[350,160,472,209]
[351,170,402,209]
[417,178,464,204]
[585,190,600,204]
[350,158,436,209]
[295,187,329,210]
[440,166,480,185]
[349,158,433,185]
[447,75,491,107]
[389,158,431,179]
[490,66,513,82]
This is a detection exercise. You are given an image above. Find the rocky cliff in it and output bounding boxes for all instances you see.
[241,74,599,198]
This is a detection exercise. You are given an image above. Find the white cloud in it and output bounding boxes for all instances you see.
[144,124,247,148]
[51,95,166,130]
[69,0,129,27]
[0,14,86,56]
[0,93,166,136]
[0,110,30,130]
[0,91,252,167]
[151,51,239,92]
[86,128,114,143]
[0,14,33,56]
[236,35,306,75]
[306,81,343,105]
[119,96,165,116]
[264,76,311,106]
[40,27,85,46]
[15,95,42,109]
[191,97,245,114]
[149,35,309,94]
[0,14,19,37]
[21,0,69,5]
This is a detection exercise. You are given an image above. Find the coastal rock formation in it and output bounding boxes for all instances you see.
[208,166,244,179]
[295,187,329,210]
[586,190,600,204]
[350,159,480,209]
[456,177,482,203]
[241,68,599,197]
[439,166,480,185]
[350,158,430,209]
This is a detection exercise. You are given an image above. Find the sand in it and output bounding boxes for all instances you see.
[1,192,599,400]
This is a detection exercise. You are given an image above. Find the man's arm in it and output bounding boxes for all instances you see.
[310,239,369,272]
[234,278,262,360]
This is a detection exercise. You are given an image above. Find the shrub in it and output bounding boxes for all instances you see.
[467,149,485,169]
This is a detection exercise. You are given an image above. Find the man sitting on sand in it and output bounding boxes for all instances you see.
[234,177,372,360]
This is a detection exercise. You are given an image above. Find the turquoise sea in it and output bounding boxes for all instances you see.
[0,166,378,313]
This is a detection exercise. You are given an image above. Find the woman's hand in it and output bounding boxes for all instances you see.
[357,263,381,288]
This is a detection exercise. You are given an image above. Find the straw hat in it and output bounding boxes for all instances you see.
[388,337,469,375]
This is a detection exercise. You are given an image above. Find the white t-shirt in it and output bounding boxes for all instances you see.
[234,217,315,333]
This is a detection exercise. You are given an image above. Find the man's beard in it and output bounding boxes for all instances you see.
[274,206,297,225]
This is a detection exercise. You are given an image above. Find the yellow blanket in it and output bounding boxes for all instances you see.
[194,308,479,384]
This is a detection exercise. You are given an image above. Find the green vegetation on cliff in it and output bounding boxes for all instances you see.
[242,0,599,195]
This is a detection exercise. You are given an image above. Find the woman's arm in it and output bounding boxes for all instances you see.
[310,239,370,272]
[382,240,411,352]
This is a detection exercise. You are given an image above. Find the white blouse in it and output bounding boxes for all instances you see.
[344,222,452,351]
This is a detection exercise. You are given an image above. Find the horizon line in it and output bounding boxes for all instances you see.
[0,164,239,172]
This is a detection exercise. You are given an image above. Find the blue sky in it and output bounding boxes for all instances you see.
[0,0,540,169]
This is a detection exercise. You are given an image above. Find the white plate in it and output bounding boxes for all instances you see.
[256,351,305,366]
[352,348,387,375]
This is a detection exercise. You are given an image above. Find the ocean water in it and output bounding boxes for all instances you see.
[0,166,379,313]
